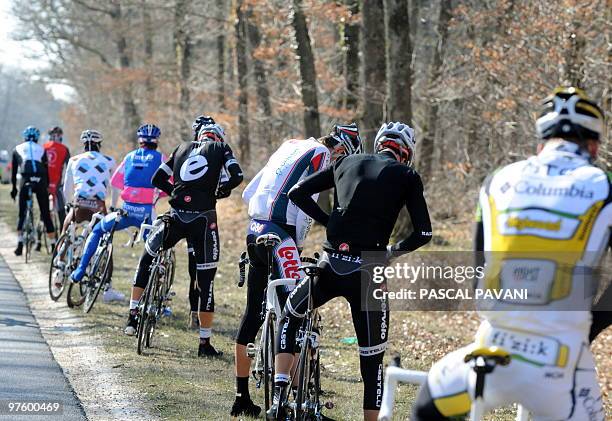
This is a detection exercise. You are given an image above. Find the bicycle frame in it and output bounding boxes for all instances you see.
[377,367,529,421]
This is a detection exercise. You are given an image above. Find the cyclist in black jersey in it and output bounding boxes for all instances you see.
[126,122,243,357]
[269,122,432,421]
[11,126,56,256]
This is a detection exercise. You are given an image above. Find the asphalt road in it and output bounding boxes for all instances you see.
[0,255,86,421]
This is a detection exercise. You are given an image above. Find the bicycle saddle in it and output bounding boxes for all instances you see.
[256,233,282,247]
[464,346,511,366]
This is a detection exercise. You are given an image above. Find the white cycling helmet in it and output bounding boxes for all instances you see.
[375,122,416,165]
[535,87,604,142]
[198,123,225,142]
[80,129,103,144]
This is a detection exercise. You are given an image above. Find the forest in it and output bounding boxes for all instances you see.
[11,0,611,225]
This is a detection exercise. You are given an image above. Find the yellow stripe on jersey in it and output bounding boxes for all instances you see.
[485,197,604,301]
[434,391,471,417]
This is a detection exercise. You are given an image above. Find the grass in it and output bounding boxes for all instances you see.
[0,184,609,420]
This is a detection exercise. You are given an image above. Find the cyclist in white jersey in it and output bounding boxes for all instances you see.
[413,87,610,420]
[230,123,362,418]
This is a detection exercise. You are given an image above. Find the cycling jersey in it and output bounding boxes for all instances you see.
[11,141,48,186]
[43,141,70,194]
[154,140,242,211]
[111,148,165,205]
[415,141,610,420]
[242,138,330,247]
[288,152,432,254]
[63,151,116,202]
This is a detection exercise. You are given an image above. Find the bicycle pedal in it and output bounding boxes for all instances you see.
[246,343,256,358]
[324,401,334,410]
[169,291,176,296]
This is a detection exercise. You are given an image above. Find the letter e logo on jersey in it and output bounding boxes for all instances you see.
[180,155,208,181]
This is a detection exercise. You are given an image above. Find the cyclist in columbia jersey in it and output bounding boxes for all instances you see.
[231,123,362,418]
[71,124,165,304]
[413,87,609,420]
[128,121,243,357]
[43,126,70,227]
[270,122,432,421]
[11,126,56,256]
[62,130,116,232]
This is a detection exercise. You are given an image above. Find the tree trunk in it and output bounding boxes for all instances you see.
[291,0,321,138]
[174,0,191,140]
[235,0,250,161]
[246,6,273,145]
[216,0,226,107]
[343,0,360,111]
[142,0,154,108]
[419,0,451,181]
[384,0,412,124]
[111,1,141,147]
[361,0,386,151]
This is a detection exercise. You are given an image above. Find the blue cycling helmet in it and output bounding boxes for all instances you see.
[23,126,40,142]
[137,124,161,143]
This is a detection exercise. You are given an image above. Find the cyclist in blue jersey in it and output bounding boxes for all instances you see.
[70,124,165,303]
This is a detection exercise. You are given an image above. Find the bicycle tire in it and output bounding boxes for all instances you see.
[48,233,69,301]
[263,314,276,411]
[137,264,158,355]
[24,210,34,263]
[147,269,165,348]
[295,328,312,421]
[83,245,112,313]
[66,281,85,308]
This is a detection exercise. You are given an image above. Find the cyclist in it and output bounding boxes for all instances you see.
[70,124,165,304]
[412,87,609,420]
[62,129,116,232]
[125,122,243,357]
[43,126,70,229]
[11,126,56,256]
[231,123,361,417]
[269,121,432,420]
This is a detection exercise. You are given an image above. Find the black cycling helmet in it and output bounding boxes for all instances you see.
[192,115,216,139]
[326,123,362,156]
[48,126,63,142]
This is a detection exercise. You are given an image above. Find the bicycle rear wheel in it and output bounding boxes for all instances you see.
[295,330,313,421]
[263,314,276,411]
[137,265,158,355]
[48,233,69,301]
[83,245,112,313]
[24,211,34,263]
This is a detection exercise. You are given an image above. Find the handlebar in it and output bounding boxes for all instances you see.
[136,223,155,244]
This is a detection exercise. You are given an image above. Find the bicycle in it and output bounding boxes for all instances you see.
[270,264,326,421]
[378,348,529,421]
[67,207,127,313]
[245,234,321,412]
[135,221,176,355]
[54,204,103,304]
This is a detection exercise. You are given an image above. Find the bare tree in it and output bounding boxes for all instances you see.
[361,0,386,149]
[174,0,192,139]
[216,0,226,108]
[419,0,451,180]
[291,0,321,138]
[235,0,250,160]
[343,0,360,111]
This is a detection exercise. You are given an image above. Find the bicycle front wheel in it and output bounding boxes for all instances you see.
[83,246,112,313]
[137,264,158,355]
[295,330,313,421]
[48,233,69,301]
[66,281,85,308]
[263,314,276,411]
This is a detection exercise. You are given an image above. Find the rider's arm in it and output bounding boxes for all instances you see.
[242,167,264,205]
[287,165,335,227]
[63,160,74,203]
[151,148,176,196]
[41,150,50,187]
[219,143,244,191]
[110,158,126,191]
[388,171,432,254]
[11,149,19,190]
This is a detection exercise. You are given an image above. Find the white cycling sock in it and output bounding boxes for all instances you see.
[274,374,290,385]
[199,327,212,339]
[129,299,139,310]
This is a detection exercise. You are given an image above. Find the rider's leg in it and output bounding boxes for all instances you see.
[191,215,222,356]
[35,184,56,241]
[349,278,389,421]
[70,213,116,282]
[15,187,28,255]
[187,242,199,327]
[56,189,67,229]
